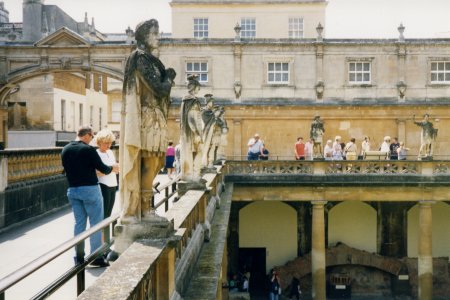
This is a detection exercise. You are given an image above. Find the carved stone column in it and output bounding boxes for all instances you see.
[397,35,407,101]
[315,44,324,101]
[311,200,327,300]
[297,202,312,256]
[418,201,433,300]
[233,44,242,100]
[232,119,242,159]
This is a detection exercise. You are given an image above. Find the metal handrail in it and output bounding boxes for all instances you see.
[0,213,120,299]
[152,174,181,211]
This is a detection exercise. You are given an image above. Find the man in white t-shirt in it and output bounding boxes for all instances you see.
[247,133,263,160]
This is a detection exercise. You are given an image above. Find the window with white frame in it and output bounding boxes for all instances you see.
[430,61,450,83]
[61,99,66,131]
[289,18,304,39]
[240,18,256,39]
[186,62,208,83]
[89,105,93,126]
[348,62,371,84]
[193,18,208,39]
[111,101,121,123]
[267,62,289,84]
[79,103,83,126]
[98,75,103,92]
[99,107,102,130]
[90,73,94,89]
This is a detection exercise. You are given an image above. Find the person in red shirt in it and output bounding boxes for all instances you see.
[295,137,305,160]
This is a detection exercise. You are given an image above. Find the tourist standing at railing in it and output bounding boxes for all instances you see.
[259,143,269,160]
[247,133,263,160]
[332,136,343,160]
[324,139,333,160]
[95,129,118,219]
[305,138,314,160]
[390,137,400,160]
[295,137,305,160]
[61,126,119,267]
[397,142,410,160]
[344,137,358,160]
[380,136,391,156]
[361,136,370,157]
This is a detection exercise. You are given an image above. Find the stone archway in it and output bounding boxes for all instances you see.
[276,243,407,295]
[328,201,377,253]
[0,27,131,146]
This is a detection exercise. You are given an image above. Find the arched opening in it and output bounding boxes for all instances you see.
[407,201,450,258]
[1,70,123,148]
[328,201,377,253]
[238,201,297,296]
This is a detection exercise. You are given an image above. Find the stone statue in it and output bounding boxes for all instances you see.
[413,114,438,159]
[201,94,228,169]
[310,115,325,158]
[121,19,176,223]
[180,75,204,182]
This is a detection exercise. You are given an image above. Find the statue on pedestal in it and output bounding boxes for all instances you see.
[413,114,438,159]
[180,75,204,183]
[310,115,325,158]
[201,94,228,170]
[121,19,176,224]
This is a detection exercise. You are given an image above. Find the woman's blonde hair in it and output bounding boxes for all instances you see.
[96,129,115,145]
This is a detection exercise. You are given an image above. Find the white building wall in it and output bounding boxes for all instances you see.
[171,2,326,39]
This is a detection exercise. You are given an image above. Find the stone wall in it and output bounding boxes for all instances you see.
[0,175,68,230]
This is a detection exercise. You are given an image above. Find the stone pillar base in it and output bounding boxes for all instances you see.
[114,216,174,254]
[201,166,218,175]
[177,179,207,197]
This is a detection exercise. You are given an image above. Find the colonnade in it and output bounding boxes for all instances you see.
[310,200,434,300]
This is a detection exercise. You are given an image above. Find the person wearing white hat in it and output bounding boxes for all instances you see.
[380,136,391,154]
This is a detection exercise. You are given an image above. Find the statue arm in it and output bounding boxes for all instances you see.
[136,55,175,99]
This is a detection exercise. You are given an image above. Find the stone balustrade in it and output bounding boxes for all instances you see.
[0,148,64,190]
[226,160,450,176]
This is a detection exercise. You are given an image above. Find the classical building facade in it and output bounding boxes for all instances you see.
[0,1,449,298]
[0,0,130,148]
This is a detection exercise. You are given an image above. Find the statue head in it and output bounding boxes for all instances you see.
[204,94,214,106]
[423,113,429,120]
[187,75,201,94]
[135,19,159,50]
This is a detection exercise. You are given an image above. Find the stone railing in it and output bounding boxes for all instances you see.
[226,160,450,176]
[0,148,64,191]
[79,167,226,300]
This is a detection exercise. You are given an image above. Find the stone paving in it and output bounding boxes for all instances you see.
[0,174,173,300]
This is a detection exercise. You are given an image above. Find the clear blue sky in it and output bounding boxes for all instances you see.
[4,0,450,38]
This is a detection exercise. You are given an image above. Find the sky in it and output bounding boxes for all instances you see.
[3,0,450,38]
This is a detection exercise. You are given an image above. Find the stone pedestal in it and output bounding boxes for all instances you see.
[177,179,207,197]
[201,166,218,175]
[114,215,174,254]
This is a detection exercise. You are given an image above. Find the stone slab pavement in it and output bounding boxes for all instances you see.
[0,174,174,300]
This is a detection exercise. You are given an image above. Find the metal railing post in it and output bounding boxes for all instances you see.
[76,270,85,296]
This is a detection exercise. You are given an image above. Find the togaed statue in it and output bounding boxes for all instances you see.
[201,94,228,169]
[310,115,325,158]
[413,114,438,159]
[121,19,176,224]
[180,75,204,183]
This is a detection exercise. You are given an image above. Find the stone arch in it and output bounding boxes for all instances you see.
[407,201,450,258]
[0,67,124,107]
[328,201,377,253]
[276,243,405,289]
[239,201,297,273]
